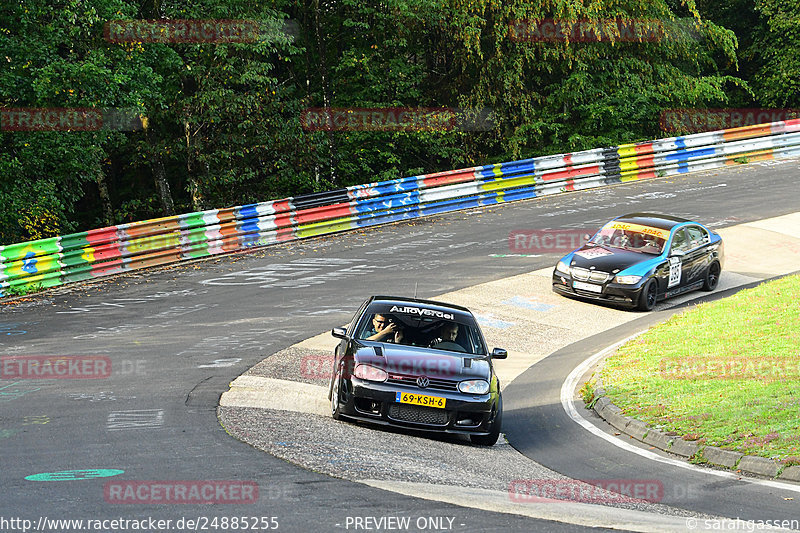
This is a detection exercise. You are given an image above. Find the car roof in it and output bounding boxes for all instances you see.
[367,295,475,319]
[613,213,693,230]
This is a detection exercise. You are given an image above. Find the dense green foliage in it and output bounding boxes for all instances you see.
[1,0,797,243]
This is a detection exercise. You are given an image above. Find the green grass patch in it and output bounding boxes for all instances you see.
[2,283,44,298]
[579,378,597,407]
[599,274,800,463]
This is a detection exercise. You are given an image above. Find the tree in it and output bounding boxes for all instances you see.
[433,0,741,157]
[1,0,767,245]
[749,0,800,107]
[0,0,164,242]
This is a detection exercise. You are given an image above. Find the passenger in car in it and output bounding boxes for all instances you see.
[363,314,405,343]
[642,235,665,252]
[629,232,645,249]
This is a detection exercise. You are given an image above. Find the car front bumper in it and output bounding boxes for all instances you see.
[338,378,499,435]
[551,269,647,308]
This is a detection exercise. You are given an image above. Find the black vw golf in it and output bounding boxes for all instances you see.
[329,296,507,445]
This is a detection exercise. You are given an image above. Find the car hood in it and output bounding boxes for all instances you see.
[353,343,491,381]
[566,245,656,273]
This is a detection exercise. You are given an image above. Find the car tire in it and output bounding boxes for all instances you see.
[701,261,721,292]
[470,395,502,446]
[330,364,343,420]
[637,278,657,311]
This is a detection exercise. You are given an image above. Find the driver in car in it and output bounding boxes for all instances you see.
[428,322,459,348]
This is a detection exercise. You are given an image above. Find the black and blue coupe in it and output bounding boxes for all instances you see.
[552,213,724,310]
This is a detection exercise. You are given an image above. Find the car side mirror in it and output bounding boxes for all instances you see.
[331,327,348,340]
[491,348,508,359]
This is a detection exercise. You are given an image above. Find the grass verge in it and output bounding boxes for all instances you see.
[598,274,800,463]
[1,283,44,298]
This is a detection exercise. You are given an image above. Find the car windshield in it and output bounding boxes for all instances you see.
[589,221,669,255]
[356,303,487,355]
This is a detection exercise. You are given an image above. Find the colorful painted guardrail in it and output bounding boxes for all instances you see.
[2,118,800,296]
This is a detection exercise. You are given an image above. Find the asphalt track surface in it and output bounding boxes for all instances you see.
[1,158,798,532]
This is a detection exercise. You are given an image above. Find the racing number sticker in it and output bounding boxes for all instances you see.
[668,257,682,288]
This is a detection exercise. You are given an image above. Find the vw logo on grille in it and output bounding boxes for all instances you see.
[416,376,430,389]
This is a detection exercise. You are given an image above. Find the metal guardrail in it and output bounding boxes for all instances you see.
[2,119,799,296]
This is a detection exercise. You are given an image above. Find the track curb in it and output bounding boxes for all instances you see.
[588,370,800,482]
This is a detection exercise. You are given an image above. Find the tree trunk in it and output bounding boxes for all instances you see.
[152,152,175,216]
[95,166,113,227]
[144,127,175,216]
[184,118,204,211]
[313,0,338,187]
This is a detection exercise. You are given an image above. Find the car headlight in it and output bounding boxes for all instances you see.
[556,261,570,275]
[353,364,388,382]
[458,379,490,395]
[614,275,642,285]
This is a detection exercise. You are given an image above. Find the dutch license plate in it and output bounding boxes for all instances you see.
[573,280,602,293]
[395,391,446,408]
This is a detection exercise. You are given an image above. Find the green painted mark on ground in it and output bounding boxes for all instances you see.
[25,469,124,481]
[0,429,20,439]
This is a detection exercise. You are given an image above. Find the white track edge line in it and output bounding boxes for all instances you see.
[561,333,800,494]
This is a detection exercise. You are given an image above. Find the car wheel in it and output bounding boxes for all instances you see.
[470,395,502,446]
[637,278,657,311]
[330,365,343,420]
[701,261,721,292]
